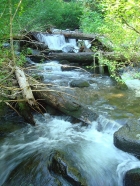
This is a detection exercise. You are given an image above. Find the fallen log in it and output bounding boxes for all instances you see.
[42,51,140,63]
[46,52,96,63]
[30,31,113,51]
[15,66,37,106]
[103,52,140,63]
[31,31,98,40]
[51,31,99,40]
[30,81,98,124]
[15,66,40,125]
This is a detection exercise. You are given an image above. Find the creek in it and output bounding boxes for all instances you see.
[0,34,140,186]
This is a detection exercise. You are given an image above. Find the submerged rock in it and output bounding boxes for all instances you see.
[124,168,140,186]
[114,121,140,157]
[70,79,90,88]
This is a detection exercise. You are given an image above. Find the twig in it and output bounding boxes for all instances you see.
[0,67,15,83]
[5,102,21,116]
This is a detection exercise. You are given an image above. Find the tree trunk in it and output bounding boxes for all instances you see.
[30,83,98,125]
[45,52,96,63]
[42,51,140,63]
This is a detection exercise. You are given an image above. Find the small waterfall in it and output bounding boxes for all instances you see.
[36,33,79,53]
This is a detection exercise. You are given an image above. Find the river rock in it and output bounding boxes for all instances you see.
[124,168,140,186]
[70,79,90,88]
[48,151,87,186]
[61,65,77,71]
[114,121,140,157]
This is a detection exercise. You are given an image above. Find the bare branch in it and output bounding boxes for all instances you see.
[122,18,140,34]
[12,0,23,21]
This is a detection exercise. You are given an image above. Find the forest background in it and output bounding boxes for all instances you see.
[0,0,140,113]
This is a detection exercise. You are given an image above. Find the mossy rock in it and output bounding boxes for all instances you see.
[114,121,140,157]
[70,79,90,88]
[48,151,87,186]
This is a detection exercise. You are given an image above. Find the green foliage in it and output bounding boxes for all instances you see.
[59,2,82,29]
[15,0,82,31]
[0,0,82,39]
[80,0,140,82]
[80,0,140,52]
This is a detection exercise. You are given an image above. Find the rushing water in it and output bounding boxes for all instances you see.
[1,113,140,186]
[1,37,140,185]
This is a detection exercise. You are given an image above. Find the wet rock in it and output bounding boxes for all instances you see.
[0,111,26,138]
[70,79,90,88]
[124,168,140,186]
[48,151,87,186]
[114,121,140,157]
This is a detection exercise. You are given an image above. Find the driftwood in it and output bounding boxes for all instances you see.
[15,66,37,106]
[15,66,40,125]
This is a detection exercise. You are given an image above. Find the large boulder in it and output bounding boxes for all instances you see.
[114,121,140,157]
[124,168,140,186]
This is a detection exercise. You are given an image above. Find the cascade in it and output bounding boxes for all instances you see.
[36,33,79,53]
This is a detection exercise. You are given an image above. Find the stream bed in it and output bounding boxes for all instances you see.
[0,60,140,186]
